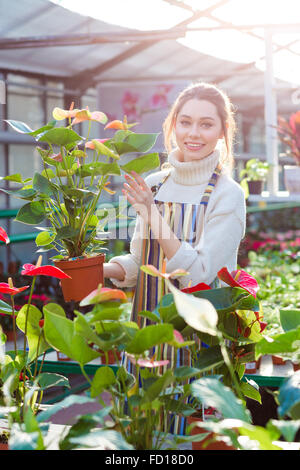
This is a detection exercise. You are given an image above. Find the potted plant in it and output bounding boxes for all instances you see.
[239,158,270,197]
[276,111,300,194]
[1,108,160,302]
[40,279,212,450]
[0,226,75,449]
[140,264,266,450]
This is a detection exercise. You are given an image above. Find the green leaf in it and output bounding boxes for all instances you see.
[240,379,261,403]
[55,225,79,241]
[37,373,70,390]
[27,120,57,138]
[90,366,116,398]
[194,345,225,373]
[189,377,251,422]
[15,201,46,225]
[43,302,66,318]
[1,187,37,200]
[36,395,97,423]
[5,119,34,134]
[174,366,204,380]
[126,133,159,152]
[0,173,23,183]
[35,231,55,247]
[92,140,120,160]
[16,304,50,363]
[142,370,174,403]
[126,324,174,354]
[120,153,160,175]
[69,429,133,450]
[33,173,57,197]
[0,299,13,315]
[193,286,258,313]
[38,127,82,146]
[270,419,300,442]
[255,327,300,358]
[44,310,98,365]
[76,162,121,178]
[280,308,300,332]
[278,371,300,419]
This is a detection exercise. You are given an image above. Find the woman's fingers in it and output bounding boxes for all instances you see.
[124,173,142,193]
[130,171,149,191]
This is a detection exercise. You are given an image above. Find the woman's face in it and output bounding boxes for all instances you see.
[174,98,224,162]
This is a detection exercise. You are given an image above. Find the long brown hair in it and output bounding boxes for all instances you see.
[163,82,237,172]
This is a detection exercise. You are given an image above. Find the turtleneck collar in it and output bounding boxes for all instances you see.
[168,148,221,185]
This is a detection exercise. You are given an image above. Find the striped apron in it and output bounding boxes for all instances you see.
[125,162,223,435]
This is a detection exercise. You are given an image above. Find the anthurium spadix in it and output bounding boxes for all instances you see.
[165,279,218,336]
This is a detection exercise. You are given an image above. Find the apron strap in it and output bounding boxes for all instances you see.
[150,171,171,198]
[200,161,223,213]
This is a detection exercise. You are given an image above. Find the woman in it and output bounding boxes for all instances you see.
[103,82,246,432]
[104,82,246,303]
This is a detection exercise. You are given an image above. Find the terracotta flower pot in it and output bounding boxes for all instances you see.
[54,253,105,303]
[56,351,72,362]
[272,355,286,366]
[100,349,121,365]
[187,415,235,451]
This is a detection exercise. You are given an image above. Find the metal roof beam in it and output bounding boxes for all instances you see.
[65,0,231,92]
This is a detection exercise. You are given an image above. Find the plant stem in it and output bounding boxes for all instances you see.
[217,332,243,400]
[10,295,17,354]
[22,276,37,418]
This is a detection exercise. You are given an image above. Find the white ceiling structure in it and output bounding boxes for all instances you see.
[0,0,300,195]
[0,0,299,112]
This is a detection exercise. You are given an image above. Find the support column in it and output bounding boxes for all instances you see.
[264,28,279,195]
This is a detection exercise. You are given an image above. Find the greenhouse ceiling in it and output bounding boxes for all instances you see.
[0,0,300,113]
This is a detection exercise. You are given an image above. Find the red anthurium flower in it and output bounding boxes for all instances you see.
[0,283,29,296]
[21,263,71,279]
[80,285,127,307]
[39,319,44,328]
[125,353,169,368]
[0,227,10,244]
[217,267,259,298]
[181,282,211,293]
[19,372,29,382]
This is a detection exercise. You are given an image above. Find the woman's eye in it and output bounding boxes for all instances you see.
[180,120,190,126]
[202,123,212,128]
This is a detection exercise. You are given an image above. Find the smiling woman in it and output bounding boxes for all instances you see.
[104,82,246,434]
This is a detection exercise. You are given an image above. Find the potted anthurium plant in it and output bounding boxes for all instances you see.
[239,158,270,198]
[139,263,266,450]
[1,106,160,302]
[0,226,72,449]
[40,282,200,450]
[276,111,300,194]
[38,261,266,450]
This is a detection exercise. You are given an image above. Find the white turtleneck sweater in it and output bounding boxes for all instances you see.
[109,148,246,289]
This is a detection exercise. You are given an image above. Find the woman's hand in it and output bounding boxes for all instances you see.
[123,171,181,260]
[122,171,155,223]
